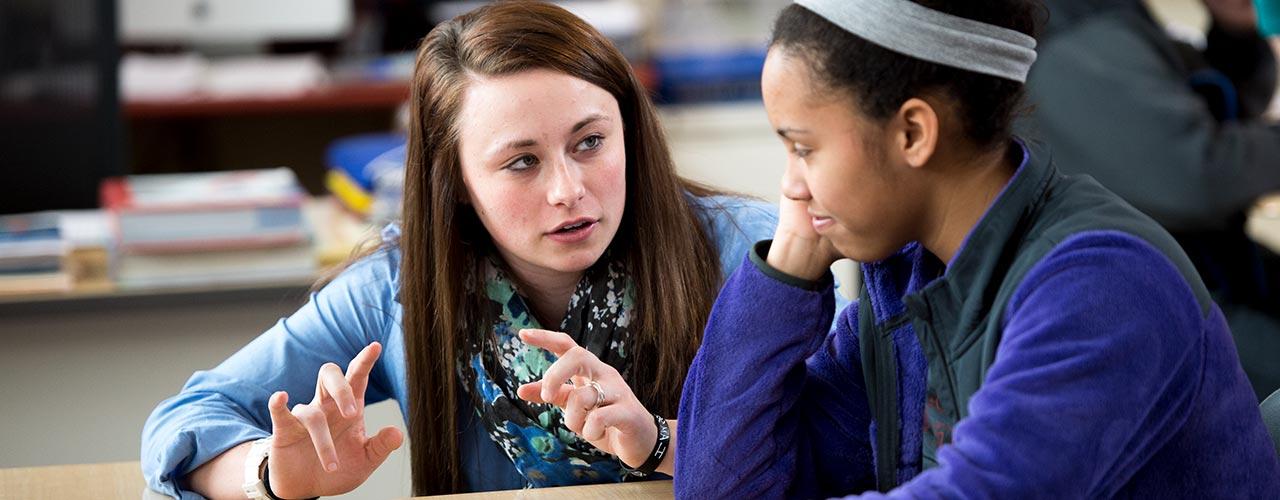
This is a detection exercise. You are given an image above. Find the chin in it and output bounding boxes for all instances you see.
[831,238,899,264]
[547,247,608,273]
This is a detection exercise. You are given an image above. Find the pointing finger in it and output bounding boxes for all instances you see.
[519,329,579,357]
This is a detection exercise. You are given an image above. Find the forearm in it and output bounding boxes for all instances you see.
[675,248,837,497]
[141,383,275,499]
[145,255,397,498]
[184,441,254,500]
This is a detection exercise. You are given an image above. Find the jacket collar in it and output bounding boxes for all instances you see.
[907,139,1055,334]
[862,139,1056,332]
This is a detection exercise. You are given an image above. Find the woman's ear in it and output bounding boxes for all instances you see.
[893,98,939,169]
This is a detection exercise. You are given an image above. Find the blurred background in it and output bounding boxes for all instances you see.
[0,1,1273,499]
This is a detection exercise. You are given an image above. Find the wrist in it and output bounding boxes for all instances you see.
[242,438,277,500]
[625,414,671,477]
[242,438,317,500]
[655,418,676,475]
[263,461,319,500]
[766,234,834,281]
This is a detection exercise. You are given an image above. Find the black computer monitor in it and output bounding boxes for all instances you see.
[0,0,125,215]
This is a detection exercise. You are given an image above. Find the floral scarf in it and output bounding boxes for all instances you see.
[459,255,637,487]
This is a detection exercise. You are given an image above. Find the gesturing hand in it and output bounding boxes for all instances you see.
[515,329,667,472]
[264,342,404,499]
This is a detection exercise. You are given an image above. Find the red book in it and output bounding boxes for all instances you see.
[101,168,309,254]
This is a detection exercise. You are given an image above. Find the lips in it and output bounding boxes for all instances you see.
[809,213,835,233]
[546,217,599,244]
[550,217,597,234]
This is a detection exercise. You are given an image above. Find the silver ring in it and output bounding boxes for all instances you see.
[585,379,606,411]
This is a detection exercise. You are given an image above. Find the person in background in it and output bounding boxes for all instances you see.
[1025,0,1280,399]
[140,2,776,498]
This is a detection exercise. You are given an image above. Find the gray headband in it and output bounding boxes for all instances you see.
[794,0,1037,83]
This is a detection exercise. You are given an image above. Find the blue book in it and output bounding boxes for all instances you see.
[0,212,61,244]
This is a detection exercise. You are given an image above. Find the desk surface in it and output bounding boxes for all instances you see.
[0,461,146,500]
[0,461,674,500]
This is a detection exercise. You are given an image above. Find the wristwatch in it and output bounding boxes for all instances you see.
[241,437,275,500]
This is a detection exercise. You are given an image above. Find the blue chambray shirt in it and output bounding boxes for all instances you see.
[141,195,782,498]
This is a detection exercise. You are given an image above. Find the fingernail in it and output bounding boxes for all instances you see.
[327,462,338,472]
[345,404,356,415]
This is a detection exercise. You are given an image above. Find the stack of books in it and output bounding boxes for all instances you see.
[0,212,72,296]
[0,210,124,297]
[0,212,72,297]
[101,168,317,289]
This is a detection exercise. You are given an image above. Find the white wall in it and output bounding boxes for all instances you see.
[0,291,411,500]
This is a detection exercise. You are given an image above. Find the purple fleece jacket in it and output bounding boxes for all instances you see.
[676,233,1280,498]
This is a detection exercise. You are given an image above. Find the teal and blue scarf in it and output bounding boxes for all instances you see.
[459,256,638,487]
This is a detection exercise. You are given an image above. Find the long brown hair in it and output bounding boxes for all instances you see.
[401,1,721,494]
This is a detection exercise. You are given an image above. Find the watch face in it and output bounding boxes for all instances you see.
[243,438,273,499]
[243,482,270,500]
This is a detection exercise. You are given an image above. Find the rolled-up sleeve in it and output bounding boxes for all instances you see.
[141,246,401,499]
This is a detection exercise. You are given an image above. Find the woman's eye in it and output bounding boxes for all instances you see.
[575,134,603,152]
[505,154,538,171]
[792,146,812,159]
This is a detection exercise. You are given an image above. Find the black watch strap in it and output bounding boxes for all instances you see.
[261,462,320,500]
[627,414,671,476]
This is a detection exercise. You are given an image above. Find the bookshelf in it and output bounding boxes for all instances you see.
[0,277,314,309]
[0,196,371,308]
[124,80,410,119]
[125,80,408,195]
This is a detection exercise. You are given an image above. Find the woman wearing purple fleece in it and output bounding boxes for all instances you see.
[668,0,1280,498]
[517,0,1279,495]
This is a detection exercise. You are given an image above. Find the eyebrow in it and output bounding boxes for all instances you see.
[571,113,608,134]
[489,113,610,157]
[776,127,810,140]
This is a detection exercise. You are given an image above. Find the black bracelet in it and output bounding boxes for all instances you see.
[627,414,671,476]
[262,461,320,500]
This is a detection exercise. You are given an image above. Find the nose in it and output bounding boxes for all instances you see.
[780,155,811,202]
[546,154,586,208]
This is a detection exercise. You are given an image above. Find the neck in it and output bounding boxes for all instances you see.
[503,257,582,328]
[919,142,1017,265]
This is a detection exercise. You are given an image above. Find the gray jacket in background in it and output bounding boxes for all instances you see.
[1025,3,1279,232]
[1022,1,1280,399]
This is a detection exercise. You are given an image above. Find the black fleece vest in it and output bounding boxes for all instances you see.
[857,141,1212,492]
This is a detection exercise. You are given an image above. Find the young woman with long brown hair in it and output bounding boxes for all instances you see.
[140,2,776,497]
